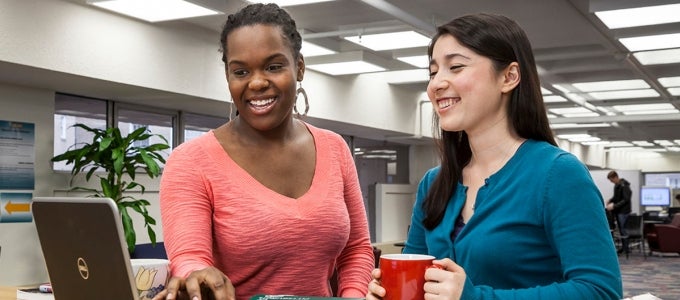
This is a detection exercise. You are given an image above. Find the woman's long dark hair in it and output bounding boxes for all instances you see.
[422,13,557,230]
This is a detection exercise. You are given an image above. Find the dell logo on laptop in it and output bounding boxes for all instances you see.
[77,257,90,279]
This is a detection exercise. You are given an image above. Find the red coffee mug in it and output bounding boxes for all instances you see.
[379,254,436,300]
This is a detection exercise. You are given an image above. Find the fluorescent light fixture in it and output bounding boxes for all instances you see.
[541,87,552,95]
[550,123,610,129]
[582,141,611,146]
[301,41,336,57]
[248,0,334,6]
[588,89,660,100]
[557,133,592,140]
[562,112,600,118]
[344,31,430,51]
[543,95,568,103]
[594,3,680,29]
[565,93,586,102]
[552,84,571,94]
[605,141,633,148]
[613,103,675,112]
[632,141,655,146]
[396,55,429,68]
[549,107,595,115]
[557,134,601,143]
[371,69,429,84]
[634,48,680,65]
[89,0,220,22]
[669,87,680,96]
[305,50,388,75]
[572,79,649,92]
[667,147,680,152]
[654,140,674,146]
[307,61,384,75]
[659,76,680,87]
[622,109,678,115]
[619,33,680,52]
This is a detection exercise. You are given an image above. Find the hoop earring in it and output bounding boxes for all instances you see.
[294,83,309,117]
[229,101,233,120]
[228,99,239,120]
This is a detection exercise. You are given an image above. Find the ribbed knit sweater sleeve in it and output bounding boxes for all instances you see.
[159,124,373,300]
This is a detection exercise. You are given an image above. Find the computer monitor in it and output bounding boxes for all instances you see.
[640,186,671,207]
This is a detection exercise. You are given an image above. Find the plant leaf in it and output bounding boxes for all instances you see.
[120,208,136,254]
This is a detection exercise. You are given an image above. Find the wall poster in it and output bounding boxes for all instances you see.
[0,120,35,223]
[0,120,35,189]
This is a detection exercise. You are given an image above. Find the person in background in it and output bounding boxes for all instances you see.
[606,170,632,254]
[366,13,622,300]
[154,3,374,300]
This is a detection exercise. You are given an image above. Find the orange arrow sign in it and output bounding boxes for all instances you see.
[4,201,30,214]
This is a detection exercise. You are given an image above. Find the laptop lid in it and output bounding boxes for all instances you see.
[32,197,139,300]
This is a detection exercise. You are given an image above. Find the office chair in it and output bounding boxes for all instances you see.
[622,214,646,259]
[646,214,680,255]
[130,242,168,259]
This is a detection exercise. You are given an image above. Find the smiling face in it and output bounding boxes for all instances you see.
[427,34,514,136]
[225,24,304,132]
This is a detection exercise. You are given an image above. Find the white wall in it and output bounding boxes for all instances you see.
[0,84,55,285]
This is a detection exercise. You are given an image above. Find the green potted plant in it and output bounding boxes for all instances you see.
[51,123,170,253]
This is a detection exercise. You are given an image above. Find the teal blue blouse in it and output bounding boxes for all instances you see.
[404,140,622,299]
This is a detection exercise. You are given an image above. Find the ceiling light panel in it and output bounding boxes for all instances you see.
[549,107,594,115]
[248,0,334,6]
[612,103,675,112]
[344,31,430,51]
[550,123,611,129]
[668,88,680,96]
[396,55,429,68]
[622,109,679,115]
[659,77,680,87]
[373,69,429,84]
[594,3,680,29]
[632,141,655,146]
[634,48,680,65]
[588,89,660,100]
[543,95,568,103]
[305,50,388,75]
[301,41,336,57]
[606,141,633,147]
[306,61,385,75]
[572,79,649,92]
[89,0,220,22]
[541,87,552,95]
[619,33,680,52]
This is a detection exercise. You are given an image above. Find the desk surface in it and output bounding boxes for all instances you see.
[0,286,17,300]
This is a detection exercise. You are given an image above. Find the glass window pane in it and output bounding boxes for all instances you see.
[183,113,227,143]
[53,94,107,171]
[117,107,175,166]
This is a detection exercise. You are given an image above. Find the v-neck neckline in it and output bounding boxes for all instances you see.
[207,124,329,201]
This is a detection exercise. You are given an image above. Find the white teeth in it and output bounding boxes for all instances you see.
[438,98,453,109]
[250,98,275,107]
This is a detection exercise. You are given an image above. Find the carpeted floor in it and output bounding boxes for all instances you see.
[619,252,680,300]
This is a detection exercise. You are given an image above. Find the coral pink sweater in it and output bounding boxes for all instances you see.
[159,123,374,300]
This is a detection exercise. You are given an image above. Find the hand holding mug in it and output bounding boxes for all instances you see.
[152,266,235,300]
[424,258,466,300]
[371,254,440,300]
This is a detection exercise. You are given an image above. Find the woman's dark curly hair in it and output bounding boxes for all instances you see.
[219,3,302,63]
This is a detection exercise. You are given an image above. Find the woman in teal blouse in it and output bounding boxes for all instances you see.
[367,13,622,300]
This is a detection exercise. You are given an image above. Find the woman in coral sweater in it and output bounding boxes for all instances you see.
[154,4,374,300]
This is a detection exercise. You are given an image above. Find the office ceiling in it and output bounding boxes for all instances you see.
[57,0,680,151]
